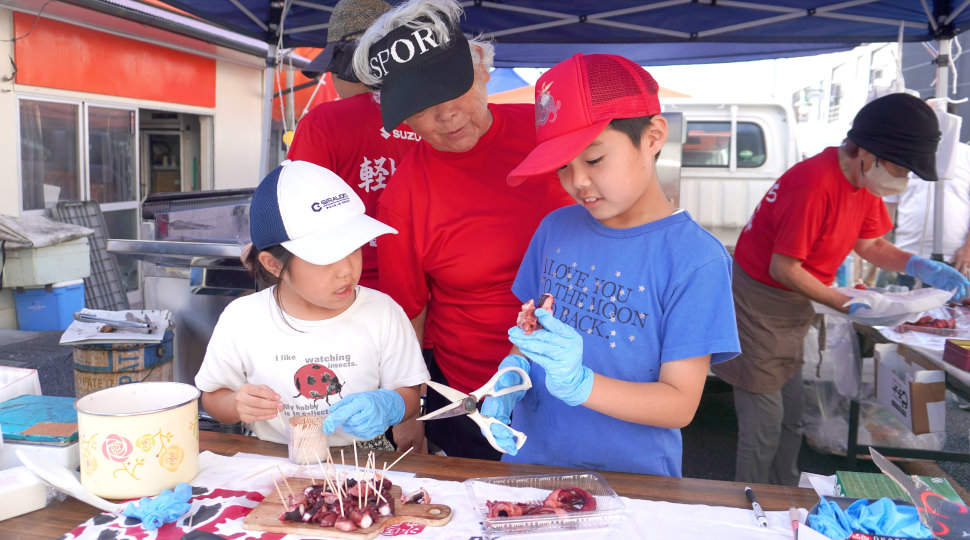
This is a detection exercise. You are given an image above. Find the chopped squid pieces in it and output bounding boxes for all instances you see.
[401,487,431,505]
[486,487,596,518]
[903,315,956,329]
[516,294,555,335]
[278,478,394,530]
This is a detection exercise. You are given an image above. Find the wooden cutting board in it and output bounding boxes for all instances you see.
[243,477,452,539]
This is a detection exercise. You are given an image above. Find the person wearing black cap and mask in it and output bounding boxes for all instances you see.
[712,92,970,486]
[285,0,420,292]
[351,0,574,460]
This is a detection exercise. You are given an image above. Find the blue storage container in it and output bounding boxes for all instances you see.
[13,280,85,331]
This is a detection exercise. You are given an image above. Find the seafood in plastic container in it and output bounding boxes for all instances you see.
[464,472,624,538]
[895,306,968,337]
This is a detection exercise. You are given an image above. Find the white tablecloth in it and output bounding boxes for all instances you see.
[57,451,806,540]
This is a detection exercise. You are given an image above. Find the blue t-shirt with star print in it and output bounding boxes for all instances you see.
[507,206,739,476]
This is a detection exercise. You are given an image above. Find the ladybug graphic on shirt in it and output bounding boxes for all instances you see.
[293,364,344,404]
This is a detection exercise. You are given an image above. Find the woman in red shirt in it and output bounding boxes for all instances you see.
[352,0,574,459]
[713,93,969,485]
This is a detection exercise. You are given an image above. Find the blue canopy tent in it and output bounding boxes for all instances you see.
[157,1,969,66]
[157,0,970,260]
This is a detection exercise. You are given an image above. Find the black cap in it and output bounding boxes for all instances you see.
[303,39,359,82]
[301,0,392,80]
[365,17,473,131]
[847,93,940,181]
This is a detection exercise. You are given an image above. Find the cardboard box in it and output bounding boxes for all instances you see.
[874,344,946,435]
[0,368,40,405]
[1,238,90,288]
[13,280,85,331]
[835,470,963,504]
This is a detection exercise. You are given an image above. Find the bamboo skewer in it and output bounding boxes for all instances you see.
[384,445,414,473]
[363,453,373,501]
[377,460,390,504]
[241,462,286,481]
[276,466,296,499]
[353,442,362,508]
[314,450,340,498]
[366,452,387,503]
[272,477,288,512]
[326,451,341,498]
[339,449,347,516]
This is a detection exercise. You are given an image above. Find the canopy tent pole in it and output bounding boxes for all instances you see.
[259,45,277,178]
[932,37,950,263]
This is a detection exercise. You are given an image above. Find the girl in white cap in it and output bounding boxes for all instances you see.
[196,160,429,450]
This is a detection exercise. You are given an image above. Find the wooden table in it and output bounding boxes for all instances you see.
[0,430,820,539]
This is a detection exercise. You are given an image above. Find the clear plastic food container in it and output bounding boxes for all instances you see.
[896,306,966,337]
[464,472,625,538]
[895,323,962,337]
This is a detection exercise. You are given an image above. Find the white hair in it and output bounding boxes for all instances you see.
[352,0,494,88]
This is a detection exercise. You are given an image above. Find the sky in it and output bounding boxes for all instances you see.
[516,48,881,101]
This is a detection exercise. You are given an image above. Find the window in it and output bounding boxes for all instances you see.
[682,121,766,168]
[736,123,766,167]
[828,83,842,122]
[19,98,141,295]
[19,100,80,210]
[88,107,136,203]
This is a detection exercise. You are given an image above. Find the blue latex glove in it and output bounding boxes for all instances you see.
[906,255,970,301]
[856,498,931,538]
[507,308,593,406]
[122,482,192,531]
[807,496,933,539]
[480,354,531,454]
[322,388,405,439]
[844,293,893,316]
[480,355,531,423]
[488,423,521,456]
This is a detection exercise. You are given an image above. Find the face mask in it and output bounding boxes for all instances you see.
[859,158,909,196]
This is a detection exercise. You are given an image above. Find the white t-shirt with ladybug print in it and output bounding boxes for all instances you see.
[196,285,429,446]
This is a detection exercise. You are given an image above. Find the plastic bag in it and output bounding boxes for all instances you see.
[802,316,863,400]
[812,287,952,327]
[803,381,945,455]
[801,316,946,455]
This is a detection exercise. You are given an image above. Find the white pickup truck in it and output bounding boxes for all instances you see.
[661,99,800,250]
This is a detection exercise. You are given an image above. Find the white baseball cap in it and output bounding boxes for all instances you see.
[249,160,396,265]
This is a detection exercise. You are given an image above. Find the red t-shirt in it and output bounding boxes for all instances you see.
[377,103,575,393]
[734,147,893,289]
[287,93,420,289]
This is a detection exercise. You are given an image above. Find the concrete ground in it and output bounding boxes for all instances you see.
[2,328,968,500]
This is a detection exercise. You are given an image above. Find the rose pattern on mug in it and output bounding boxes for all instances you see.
[136,429,187,472]
[80,418,197,481]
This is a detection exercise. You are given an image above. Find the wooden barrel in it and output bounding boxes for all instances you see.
[71,330,175,397]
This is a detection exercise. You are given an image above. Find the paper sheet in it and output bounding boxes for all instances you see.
[58,309,173,345]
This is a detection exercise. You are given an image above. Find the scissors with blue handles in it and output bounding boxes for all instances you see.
[416,367,531,454]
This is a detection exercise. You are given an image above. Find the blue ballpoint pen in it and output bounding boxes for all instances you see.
[745,486,769,527]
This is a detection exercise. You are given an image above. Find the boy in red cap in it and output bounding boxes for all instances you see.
[482,54,740,475]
